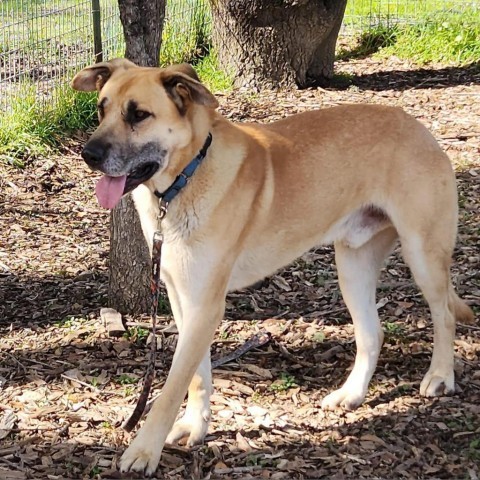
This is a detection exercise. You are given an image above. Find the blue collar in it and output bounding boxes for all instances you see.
[154,133,212,205]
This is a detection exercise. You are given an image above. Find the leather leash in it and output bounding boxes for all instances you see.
[123,224,165,433]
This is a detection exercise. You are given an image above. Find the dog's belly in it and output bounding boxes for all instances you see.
[228,205,392,291]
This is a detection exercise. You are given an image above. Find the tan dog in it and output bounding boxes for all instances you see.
[72,59,473,475]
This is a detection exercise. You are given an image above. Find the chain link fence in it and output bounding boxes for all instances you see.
[0,0,476,115]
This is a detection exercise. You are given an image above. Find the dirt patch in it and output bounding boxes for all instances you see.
[0,56,479,479]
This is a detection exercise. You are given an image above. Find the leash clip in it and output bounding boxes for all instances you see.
[157,199,168,231]
[159,199,168,219]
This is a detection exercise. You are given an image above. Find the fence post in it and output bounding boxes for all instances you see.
[92,0,103,62]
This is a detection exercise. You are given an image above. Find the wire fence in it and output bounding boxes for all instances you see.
[0,0,122,113]
[343,0,479,31]
[0,0,477,115]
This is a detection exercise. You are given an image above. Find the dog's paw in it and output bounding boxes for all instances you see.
[420,370,455,397]
[119,434,162,476]
[321,387,365,411]
[166,408,210,446]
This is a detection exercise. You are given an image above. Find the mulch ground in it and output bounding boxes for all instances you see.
[0,56,479,480]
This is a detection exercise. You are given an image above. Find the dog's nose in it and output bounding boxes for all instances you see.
[81,140,111,167]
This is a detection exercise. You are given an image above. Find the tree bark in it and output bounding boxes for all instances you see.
[118,0,166,67]
[109,0,166,313]
[109,195,151,313]
[210,0,347,89]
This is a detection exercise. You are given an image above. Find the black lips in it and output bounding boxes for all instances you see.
[123,162,160,194]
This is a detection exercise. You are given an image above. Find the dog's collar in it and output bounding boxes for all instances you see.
[154,133,212,206]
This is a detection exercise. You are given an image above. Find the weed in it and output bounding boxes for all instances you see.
[124,386,135,397]
[157,295,172,315]
[54,316,76,328]
[116,374,138,385]
[245,453,271,467]
[89,376,99,388]
[468,437,480,461]
[312,331,325,343]
[269,372,298,392]
[161,0,211,65]
[0,87,96,163]
[396,383,412,394]
[384,321,404,336]
[251,391,264,403]
[123,326,150,344]
[89,465,101,478]
[337,25,398,60]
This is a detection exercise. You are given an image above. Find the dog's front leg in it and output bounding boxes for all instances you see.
[164,281,213,446]
[119,253,229,476]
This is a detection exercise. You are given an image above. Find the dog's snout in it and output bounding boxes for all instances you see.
[81,140,111,167]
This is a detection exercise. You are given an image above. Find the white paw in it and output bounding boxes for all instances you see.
[119,432,162,476]
[321,387,366,411]
[166,408,210,446]
[420,370,455,397]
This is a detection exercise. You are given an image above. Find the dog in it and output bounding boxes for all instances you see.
[72,58,473,475]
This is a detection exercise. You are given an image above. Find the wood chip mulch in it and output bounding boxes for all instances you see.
[0,56,479,479]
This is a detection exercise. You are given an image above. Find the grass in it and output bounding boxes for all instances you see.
[344,0,475,26]
[378,11,480,65]
[341,7,480,65]
[0,85,96,164]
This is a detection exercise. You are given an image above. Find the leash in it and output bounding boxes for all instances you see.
[123,134,213,432]
[123,228,164,433]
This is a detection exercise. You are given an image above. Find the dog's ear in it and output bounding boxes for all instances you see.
[161,65,219,114]
[71,58,137,92]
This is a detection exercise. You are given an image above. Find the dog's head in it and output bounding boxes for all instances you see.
[71,58,218,209]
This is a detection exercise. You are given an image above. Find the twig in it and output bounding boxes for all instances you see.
[60,374,100,392]
[3,352,27,372]
[0,456,20,468]
[458,323,480,331]
[276,342,314,368]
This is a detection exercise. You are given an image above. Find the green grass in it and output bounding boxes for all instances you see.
[345,0,472,25]
[0,85,96,164]
[378,11,480,65]
[161,0,211,65]
[342,7,480,66]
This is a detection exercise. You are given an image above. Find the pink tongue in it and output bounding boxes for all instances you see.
[95,175,127,209]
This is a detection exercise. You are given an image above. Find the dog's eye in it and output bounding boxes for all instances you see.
[133,110,151,122]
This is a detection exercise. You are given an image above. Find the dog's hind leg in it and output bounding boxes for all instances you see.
[400,233,473,397]
[322,226,398,410]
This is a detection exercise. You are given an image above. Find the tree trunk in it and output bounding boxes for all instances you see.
[109,0,166,313]
[109,195,151,313]
[210,0,348,89]
[118,0,166,67]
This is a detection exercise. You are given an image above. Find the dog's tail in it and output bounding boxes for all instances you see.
[449,287,475,325]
